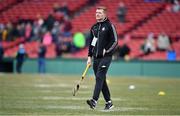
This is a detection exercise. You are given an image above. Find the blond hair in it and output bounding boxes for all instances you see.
[96,6,107,13]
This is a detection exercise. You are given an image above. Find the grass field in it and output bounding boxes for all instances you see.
[0,73,180,115]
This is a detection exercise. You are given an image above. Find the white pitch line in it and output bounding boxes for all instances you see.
[45,105,87,110]
[41,96,126,101]
[38,90,90,94]
[38,90,53,93]
[4,104,149,112]
[3,96,126,102]
[4,95,126,102]
[34,84,88,89]
[34,84,71,88]
[99,107,149,112]
[4,105,85,110]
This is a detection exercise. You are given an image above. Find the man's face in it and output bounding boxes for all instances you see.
[96,9,106,21]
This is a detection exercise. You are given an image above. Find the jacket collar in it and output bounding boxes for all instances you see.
[97,17,108,23]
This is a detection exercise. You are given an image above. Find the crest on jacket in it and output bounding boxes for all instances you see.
[102,27,105,31]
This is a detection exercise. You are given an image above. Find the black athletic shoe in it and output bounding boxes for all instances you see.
[104,101,114,110]
[86,99,96,109]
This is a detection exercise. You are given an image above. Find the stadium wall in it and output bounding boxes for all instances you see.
[0,58,13,72]
[12,58,180,77]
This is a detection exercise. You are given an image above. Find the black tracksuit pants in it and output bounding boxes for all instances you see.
[16,61,23,73]
[92,56,112,102]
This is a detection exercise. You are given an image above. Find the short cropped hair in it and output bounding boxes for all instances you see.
[96,6,107,13]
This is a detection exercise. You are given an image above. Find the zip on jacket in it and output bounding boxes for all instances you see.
[96,23,101,57]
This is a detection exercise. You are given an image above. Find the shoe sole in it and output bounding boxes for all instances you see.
[104,105,114,110]
[109,105,114,109]
[86,100,95,109]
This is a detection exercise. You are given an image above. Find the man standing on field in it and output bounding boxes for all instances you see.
[86,6,118,110]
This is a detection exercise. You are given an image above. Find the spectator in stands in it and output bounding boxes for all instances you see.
[31,21,41,41]
[88,0,98,6]
[6,22,14,41]
[172,0,180,12]
[55,42,63,57]
[58,36,72,53]
[38,43,47,74]
[17,16,25,25]
[0,23,4,41]
[62,16,72,37]
[43,31,52,46]
[16,44,26,73]
[2,27,8,41]
[12,25,21,40]
[53,2,70,17]
[55,16,73,53]
[176,34,180,41]
[36,14,44,27]
[17,23,25,38]
[117,2,127,23]
[164,0,176,4]
[51,21,60,43]
[141,32,156,55]
[35,14,46,36]
[1,25,6,41]
[119,36,131,59]
[25,23,32,41]
[167,47,176,61]
[44,13,55,31]
[55,32,74,55]
[157,32,171,51]
[60,2,70,17]
[0,31,2,41]
[54,12,64,23]
[53,3,61,13]
[0,43,4,61]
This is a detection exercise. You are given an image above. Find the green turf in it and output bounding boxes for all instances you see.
[0,73,180,115]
